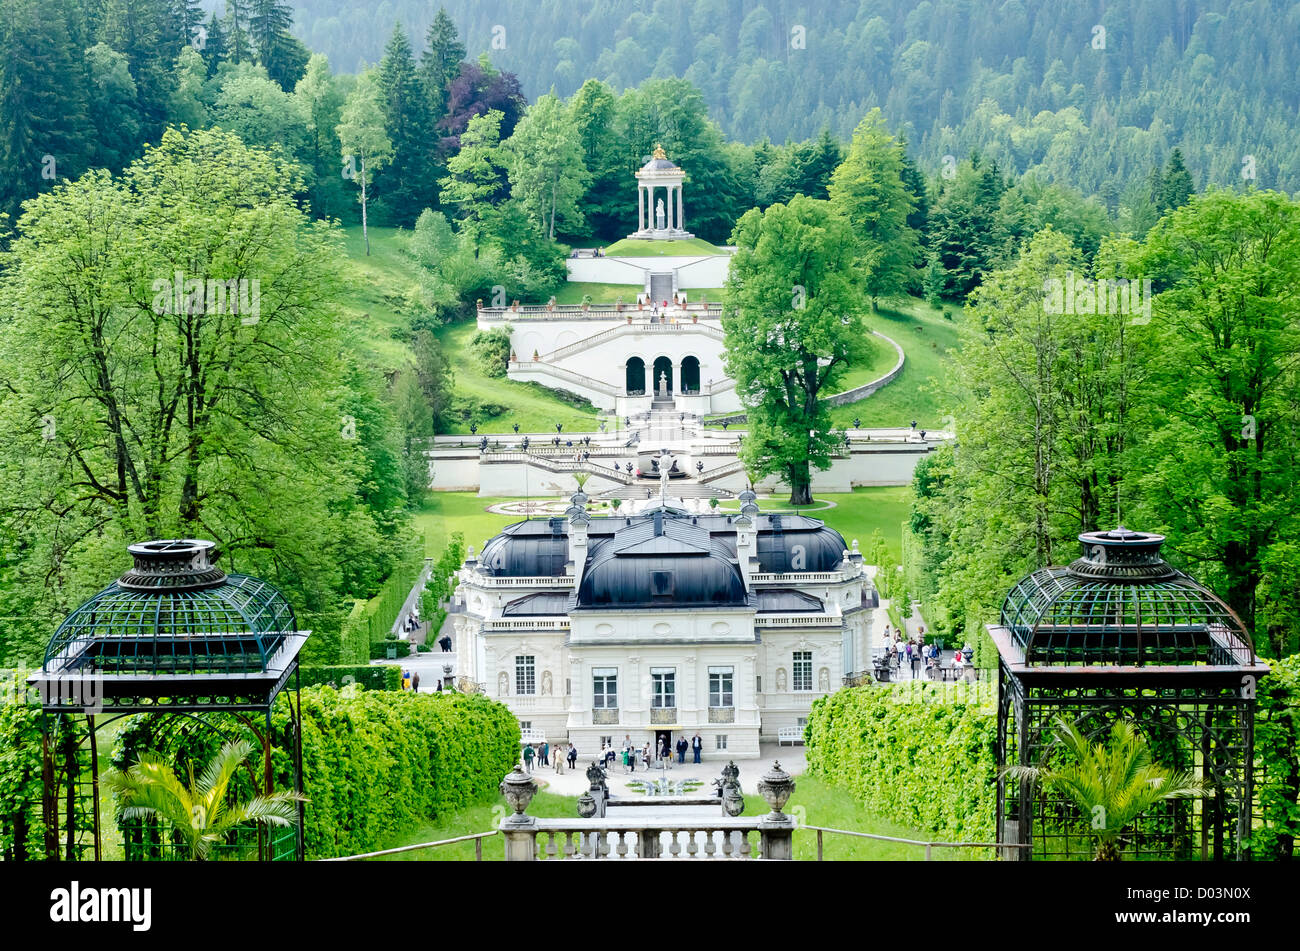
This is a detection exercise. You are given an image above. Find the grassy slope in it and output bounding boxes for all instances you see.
[602,237,722,256]
[552,281,642,304]
[412,493,520,558]
[336,224,604,433]
[836,331,901,390]
[435,320,602,434]
[829,298,960,430]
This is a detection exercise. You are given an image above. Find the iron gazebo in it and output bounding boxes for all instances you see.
[27,539,309,861]
[990,527,1267,860]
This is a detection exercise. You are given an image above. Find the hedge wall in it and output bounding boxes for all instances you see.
[805,684,997,842]
[298,665,402,691]
[1253,654,1300,860]
[284,689,519,858]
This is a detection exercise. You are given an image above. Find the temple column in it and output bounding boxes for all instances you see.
[637,185,644,231]
[676,186,684,232]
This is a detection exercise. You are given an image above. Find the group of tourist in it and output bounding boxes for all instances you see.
[521,740,579,773]
[878,625,977,681]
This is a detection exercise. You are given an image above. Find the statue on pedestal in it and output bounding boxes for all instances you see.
[655,198,666,230]
[658,370,668,398]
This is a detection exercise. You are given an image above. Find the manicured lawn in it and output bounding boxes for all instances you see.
[829,298,961,430]
[602,237,722,256]
[551,281,642,304]
[776,773,980,860]
[373,791,579,861]
[714,486,913,561]
[413,492,522,558]
[370,772,950,861]
[435,319,603,434]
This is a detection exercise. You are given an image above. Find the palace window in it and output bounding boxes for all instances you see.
[708,666,734,707]
[793,651,813,691]
[716,735,728,750]
[651,667,676,708]
[515,655,536,695]
[592,667,618,708]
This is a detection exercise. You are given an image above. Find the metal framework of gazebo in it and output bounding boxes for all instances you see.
[27,539,309,861]
[990,527,1268,860]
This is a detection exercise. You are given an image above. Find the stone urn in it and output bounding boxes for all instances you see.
[615,299,623,312]
[692,314,698,323]
[722,786,745,817]
[509,350,517,363]
[756,761,795,821]
[499,764,538,824]
[626,314,633,324]
[546,296,556,312]
[576,792,598,818]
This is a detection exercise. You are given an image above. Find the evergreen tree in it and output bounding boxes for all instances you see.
[420,7,465,120]
[1158,148,1195,213]
[374,23,428,225]
[84,43,142,171]
[0,0,92,220]
[828,109,920,307]
[569,79,623,239]
[249,0,305,90]
[198,12,227,76]
[222,0,251,65]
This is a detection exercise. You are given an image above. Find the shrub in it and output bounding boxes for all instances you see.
[370,639,411,660]
[1252,654,1300,859]
[469,326,513,378]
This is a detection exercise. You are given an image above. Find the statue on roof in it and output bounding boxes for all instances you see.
[653,143,667,160]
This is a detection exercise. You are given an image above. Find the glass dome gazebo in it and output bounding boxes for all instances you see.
[27,539,309,861]
[990,527,1268,860]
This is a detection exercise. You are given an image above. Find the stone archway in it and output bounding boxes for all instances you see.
[680,356,701,395]
[626,357,646,395]
[652,356,673,397]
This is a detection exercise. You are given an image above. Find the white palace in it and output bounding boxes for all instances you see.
[450,485,879,758]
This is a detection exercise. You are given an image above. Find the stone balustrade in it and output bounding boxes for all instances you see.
[502,819,790,860]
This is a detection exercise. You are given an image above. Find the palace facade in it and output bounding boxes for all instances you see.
[450,490,878,758]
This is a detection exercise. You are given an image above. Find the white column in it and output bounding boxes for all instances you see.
[638,185,645,231]
[676,185,684,232]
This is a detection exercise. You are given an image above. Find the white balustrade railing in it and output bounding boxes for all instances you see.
[502,818,791,860]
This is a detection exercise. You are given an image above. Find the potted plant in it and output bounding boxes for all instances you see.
[102,740,306,860]
[532,349,539,361]
[546,296,556,312]
[1000,716,1205,861]
[615,298,623,312]
[581,294,592,311]
[510,350,517,362]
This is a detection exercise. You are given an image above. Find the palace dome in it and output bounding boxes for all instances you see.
[477,519,570,576]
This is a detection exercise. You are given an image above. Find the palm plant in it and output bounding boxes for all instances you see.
[1001,716,1206,861]
[103,739,307,860]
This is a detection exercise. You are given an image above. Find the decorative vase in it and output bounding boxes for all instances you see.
[756,761,795,820]
[499,764,538,824]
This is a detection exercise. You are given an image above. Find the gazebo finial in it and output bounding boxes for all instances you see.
[652,142,667,160]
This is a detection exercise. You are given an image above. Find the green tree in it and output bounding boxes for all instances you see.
[337,68,393,254]
[502,93,589,239]
[249,0,307,90]
[1002,717,1205,861]
[721,196,865,505]
[419,7,465,121]
[439,108,506,224]
[167,45,210,130]
[294,53,347,219]
[1133,188,1300,649]
[102,739,306,860]
[84,43,141,171]
[829,109,920,307]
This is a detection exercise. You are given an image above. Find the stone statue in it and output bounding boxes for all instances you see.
[658,370,668,397]
[659,455,672,496]
[655,198,666,229]
[498,671,509,695]
[541,670,553,695]
[776,667,787,692]
[819,667,830,691]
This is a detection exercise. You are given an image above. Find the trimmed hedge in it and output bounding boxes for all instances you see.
[284,689,519,858]
[370,639,410,660]
[1253,654,1300,860]
[805,684,997,842]
[339,599,369,666]
[299,665,402,691]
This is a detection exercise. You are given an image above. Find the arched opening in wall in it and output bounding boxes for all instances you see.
[626,357,646,395]
[680,356,701,394]
[652,356,673,397]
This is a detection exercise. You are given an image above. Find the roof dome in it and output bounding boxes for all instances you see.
[640,143,681,171]
[478,519,570,576]
[999,527,1254,667]
[43,540,297,675]
[754,516,847,573]
[576,512,747,609]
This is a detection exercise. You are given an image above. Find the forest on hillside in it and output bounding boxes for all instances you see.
[288,0,1300,198]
